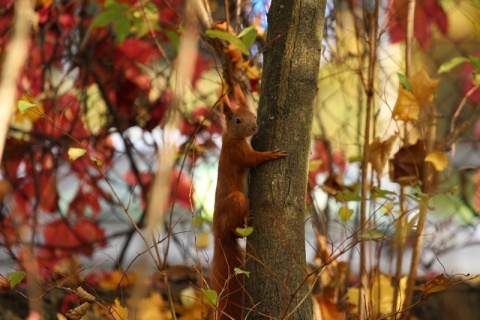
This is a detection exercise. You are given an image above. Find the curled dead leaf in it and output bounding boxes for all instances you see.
[76,286,96,303]
[65,302,90,320]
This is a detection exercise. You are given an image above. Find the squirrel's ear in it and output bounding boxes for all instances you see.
[220,95,234,121]
[233,84,247,108]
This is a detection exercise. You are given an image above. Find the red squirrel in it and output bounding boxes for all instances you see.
[210,86,286,319]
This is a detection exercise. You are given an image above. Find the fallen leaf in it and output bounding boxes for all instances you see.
[425,150,448,171]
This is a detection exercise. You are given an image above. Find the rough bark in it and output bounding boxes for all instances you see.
[245,0,326,319]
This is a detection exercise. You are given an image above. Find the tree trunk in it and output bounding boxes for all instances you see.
[245,0,326,319]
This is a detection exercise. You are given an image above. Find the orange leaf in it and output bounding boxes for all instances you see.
[410,68,440,107]
[392,86,420,121]
[413,274,453,300]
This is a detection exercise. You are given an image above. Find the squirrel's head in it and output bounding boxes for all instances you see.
[220,85,258,138]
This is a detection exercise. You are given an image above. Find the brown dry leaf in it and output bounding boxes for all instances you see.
[210,21,235,34]
[425,150,448,171]
[54,255,83,287]
[368,135,398,179]
[76,287,96,303]
[410,69,440,107]
[65,302,90,320]
[389,140,426,185]
[392,86,420,121]
[413,274,453,300]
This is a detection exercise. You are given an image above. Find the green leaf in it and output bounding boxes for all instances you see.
[336,190,362,202]
[166,30,180,50]
[398,73,412,91]
[68,147,87,160]
[8,271,26,288]
[338,206,354,222]
[371,187,396,200]
[18,100,38,114]
[205,29,249,55]
[193,215,205,226]
[238,26,258,49]
[91,10,119,27]
[235,227,253,237]
[438,56,468,74]
[360,230,386,240]
[234,268,250,278]
[348,155,362,163]
[469,56,480,73]
[115,16,131,43]
[201,289,217,307]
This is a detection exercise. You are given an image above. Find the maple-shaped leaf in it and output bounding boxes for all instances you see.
[413,274,453,300]
[392,86,420,121]
[111,298,128,320]
[368,135,398,180]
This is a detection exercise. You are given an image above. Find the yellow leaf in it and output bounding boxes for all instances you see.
[338,206,354,221]
[112,298,128,320]
[196,231,210,249]
[392,86,420,121]
[68,148,87,161]
[137,292,165,319]
[410,69,440,107]
[425,151,448,171]
[99,270,136,291]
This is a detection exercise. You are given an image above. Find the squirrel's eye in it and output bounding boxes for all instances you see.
[235,118,241,124]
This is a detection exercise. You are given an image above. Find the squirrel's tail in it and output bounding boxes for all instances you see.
[210,235,244,320]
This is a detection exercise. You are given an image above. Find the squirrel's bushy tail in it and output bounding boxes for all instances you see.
[210,234,244,320]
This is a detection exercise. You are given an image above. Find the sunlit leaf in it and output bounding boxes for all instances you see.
[338,206,354,222]
[18,100,38,114]
[235,226,253,237]
[397,73,412,91]
[438,56,468,74]
[8,270,26,288]
[425,150,448,171]
[201,289,217,308]
[89,156,103,167]
[68,148,87,160]
[234,267,250,278]
[238,26,258,49]
[111,298,128,320]
[205,29,249,55]
[392,86,420,121]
